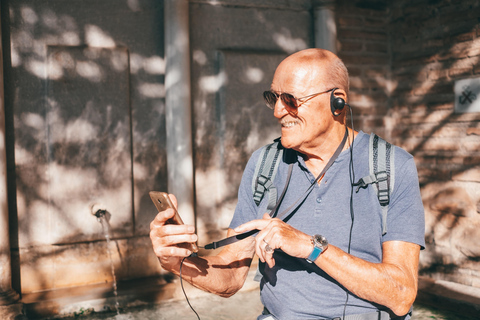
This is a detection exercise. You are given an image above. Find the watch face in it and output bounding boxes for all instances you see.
[307,234,328,263]
[313,235,328,247]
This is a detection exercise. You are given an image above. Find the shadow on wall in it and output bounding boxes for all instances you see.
[2,0,309,295]
[424,187,480,263]
[4,0,479,297]
[174,4,312,241]
[2,0,168,294]
[386,1,480,285]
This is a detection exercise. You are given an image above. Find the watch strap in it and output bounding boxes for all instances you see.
[306,245,323,263]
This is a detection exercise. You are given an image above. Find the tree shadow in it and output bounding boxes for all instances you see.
[385,1,480,283]
[2,0,479,313]
[2,0,166,296]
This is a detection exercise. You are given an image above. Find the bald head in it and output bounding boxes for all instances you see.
[275,48,349,96]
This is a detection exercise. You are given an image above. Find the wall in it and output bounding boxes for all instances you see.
[2,0,167,294]
[1,0,315,296]
[2,0,479,303]
[188,0,313,243]
[388,0,480,287]
[336,0,480,288]
[335,0,390,137]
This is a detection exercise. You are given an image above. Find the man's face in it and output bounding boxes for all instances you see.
[270,62,335,154]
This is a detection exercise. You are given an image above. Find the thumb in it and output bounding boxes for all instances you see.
[263,213,272,220]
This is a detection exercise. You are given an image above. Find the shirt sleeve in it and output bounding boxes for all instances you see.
[228,148,263,230]
[382,152,426,249]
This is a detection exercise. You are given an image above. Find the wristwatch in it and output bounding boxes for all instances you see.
[306,234,328,263]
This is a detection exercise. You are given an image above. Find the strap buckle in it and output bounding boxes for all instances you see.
[375,171,388,183]
[375,171,389,206]
[253,175,273,205]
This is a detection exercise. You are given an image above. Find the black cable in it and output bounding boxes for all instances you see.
[342,105,356,319]
[180,255,201,320]
[347,105,356,255]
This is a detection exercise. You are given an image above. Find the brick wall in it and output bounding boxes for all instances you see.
[335,0,390,137]
[337,0,480,288]
[389,0,480,288]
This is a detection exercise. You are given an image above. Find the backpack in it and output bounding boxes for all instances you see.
[251,138,284,212]
[251,133,395,235]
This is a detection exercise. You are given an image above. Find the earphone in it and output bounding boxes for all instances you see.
[330,88,348,116]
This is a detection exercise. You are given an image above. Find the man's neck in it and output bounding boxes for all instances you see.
[300,127,355,178]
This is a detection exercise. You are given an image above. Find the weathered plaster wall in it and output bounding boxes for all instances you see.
[188,0,313,243]
[1,0,315,295]
[2,0,167,293]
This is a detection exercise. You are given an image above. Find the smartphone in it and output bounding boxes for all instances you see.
[149,191,198,252]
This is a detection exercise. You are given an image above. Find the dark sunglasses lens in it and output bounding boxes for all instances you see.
[263,91,277,109]
[280,93,297,109]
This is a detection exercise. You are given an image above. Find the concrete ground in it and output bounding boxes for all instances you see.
[63,288,264,320]
[52,285,475,320]
[22,275,480,320]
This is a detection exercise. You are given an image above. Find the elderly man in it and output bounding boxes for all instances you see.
[150,48,425,320]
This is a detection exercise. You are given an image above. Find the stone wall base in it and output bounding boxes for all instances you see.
[0,303,25,320]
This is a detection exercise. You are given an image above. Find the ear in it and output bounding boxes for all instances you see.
[330,88,348,117]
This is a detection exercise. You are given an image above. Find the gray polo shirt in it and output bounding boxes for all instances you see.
[229,131,425,320]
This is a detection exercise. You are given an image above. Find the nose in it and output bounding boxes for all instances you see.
[273,98,295,119]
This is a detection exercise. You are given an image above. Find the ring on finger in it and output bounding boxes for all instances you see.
[263,239,274,253]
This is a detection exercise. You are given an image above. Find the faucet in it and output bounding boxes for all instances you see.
[93,209,107,219]
[91,203,108,220]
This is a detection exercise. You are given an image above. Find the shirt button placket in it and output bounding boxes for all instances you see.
[315,195,322,216]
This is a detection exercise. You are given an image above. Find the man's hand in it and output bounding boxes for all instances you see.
[149,194,198,268]
[234,213,312,268]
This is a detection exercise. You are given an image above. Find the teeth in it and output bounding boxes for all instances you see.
[281,121,298,128]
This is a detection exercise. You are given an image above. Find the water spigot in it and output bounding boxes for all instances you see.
[91,203,108,219]
[94,209,106,219]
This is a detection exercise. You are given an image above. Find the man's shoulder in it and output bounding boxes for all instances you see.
[244,138,286,175]
[356,131,414,163]
[249,139,281,162]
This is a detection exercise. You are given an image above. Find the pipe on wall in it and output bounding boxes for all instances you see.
[313,1,337,53]
[164,0,195,225]
[0,4,20,307]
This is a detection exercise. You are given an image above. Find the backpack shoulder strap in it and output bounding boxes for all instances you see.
[354,133,395,235]
[252,138,283,210]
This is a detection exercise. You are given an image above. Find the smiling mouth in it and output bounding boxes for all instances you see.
[281,120,299,128]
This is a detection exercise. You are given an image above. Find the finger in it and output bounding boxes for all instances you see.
[150,231,198,257]
[265,255,275,268]
[234,218,271,234]
[168,194,178,209]
[256,236,273,263]
[153,244,193,259]
[151,223,196,240]
[264,239,274,254]
[161,233,198,246]
[264,245,276,268]
[252,217,275,261]
[151,208,176,228]
[257,238,267,263]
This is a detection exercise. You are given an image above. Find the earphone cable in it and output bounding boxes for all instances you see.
[347,105,356,255]
[180,255,201,320]
[343,105,356,320]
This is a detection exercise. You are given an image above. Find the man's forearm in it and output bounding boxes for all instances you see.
[163,254,252,297]
[158,231,256,297]
[316,241,420,316]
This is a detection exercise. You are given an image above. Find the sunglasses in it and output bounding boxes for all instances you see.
[263,88,334,110]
